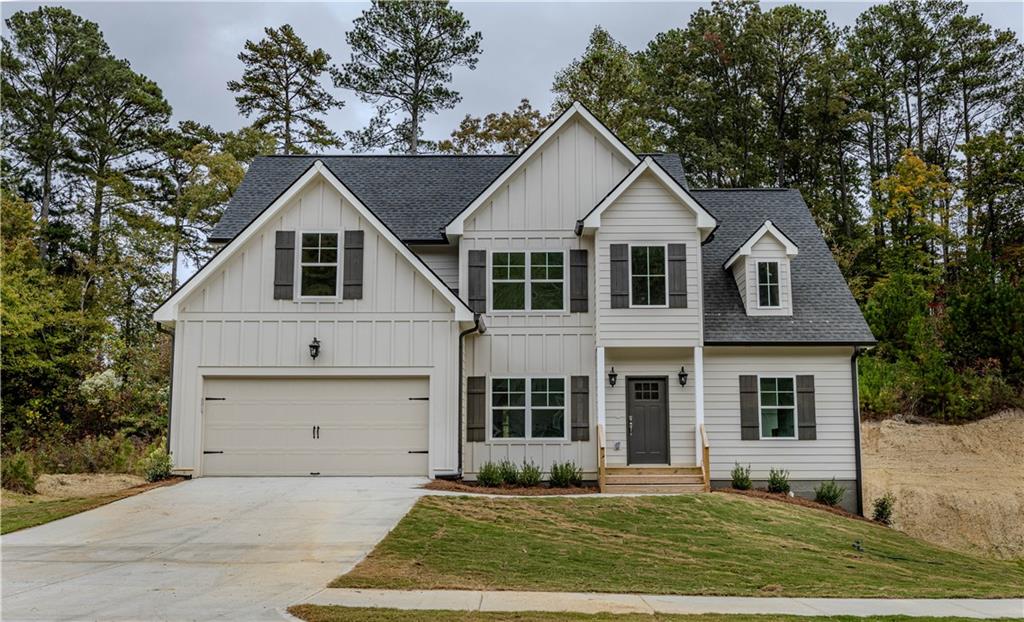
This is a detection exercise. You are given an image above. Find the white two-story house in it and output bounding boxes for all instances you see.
[154,102,875,512]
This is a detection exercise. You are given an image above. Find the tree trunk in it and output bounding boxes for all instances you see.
[39,159,53,261]
[962,85,974,238]
[915,67,925,154]
[89,173,104,263]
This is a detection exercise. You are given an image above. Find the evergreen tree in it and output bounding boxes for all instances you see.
[333,0,482,154]
[227,24,343,154]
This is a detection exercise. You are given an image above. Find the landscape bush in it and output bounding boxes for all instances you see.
[730,463,752,490]
[767,468,791,494]
[2,452,37,494]
[496,460,521,486]
[548,461,583,488]
[141,447,174,483]
[518,461,542,487]
[873,491,897,525]
[814,478,846,507]
[476,461,502,487]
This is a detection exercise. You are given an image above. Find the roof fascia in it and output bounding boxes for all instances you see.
[723,220,799,270]
[443,101,640,238]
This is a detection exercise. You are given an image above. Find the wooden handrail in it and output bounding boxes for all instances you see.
[597,423,607,493]
[700,424,710,493]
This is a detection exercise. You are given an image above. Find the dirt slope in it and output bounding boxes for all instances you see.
[861,409,1024,559]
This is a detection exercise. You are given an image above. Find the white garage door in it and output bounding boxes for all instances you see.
[202,377,429,476]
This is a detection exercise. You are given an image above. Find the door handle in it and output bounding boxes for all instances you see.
[628,415,633,435]
[313,425,320,439]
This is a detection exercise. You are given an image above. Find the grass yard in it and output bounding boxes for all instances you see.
[289,607,1016,622]
[332,494,1024,598]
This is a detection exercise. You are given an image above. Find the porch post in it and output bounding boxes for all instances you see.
[596,346,606,428]
[694,345,705,466]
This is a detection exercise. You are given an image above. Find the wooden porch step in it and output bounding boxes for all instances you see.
[604,483,706,494]
[605,474,704,485]
[605,466,702,476]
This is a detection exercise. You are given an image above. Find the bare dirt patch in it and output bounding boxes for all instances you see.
[861,409,1024,559]
[423,479,597,496]
[35,473,146,499]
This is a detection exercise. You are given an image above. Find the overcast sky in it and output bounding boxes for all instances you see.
[3,1,1022,151]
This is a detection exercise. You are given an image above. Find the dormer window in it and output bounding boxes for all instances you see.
[757,261,780,308]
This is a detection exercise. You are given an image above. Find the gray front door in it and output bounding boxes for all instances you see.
[626,377,669,464]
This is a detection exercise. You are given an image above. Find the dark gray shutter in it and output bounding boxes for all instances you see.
[342,230,364,300]
[569,249,588,313]
[668,243,688,308]
[570,376,589,441]
[273,231,295,300]
[739,375,759,440]
[797,375,817,440]
[467,376,486,442]
[610,244,628,308]
[468,250,487,313]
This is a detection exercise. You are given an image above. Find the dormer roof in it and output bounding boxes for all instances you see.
[723,220,799,269]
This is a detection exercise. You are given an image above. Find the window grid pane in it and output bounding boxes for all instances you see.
[300,232,339,296]
[631,246,666,306]
[758,262,780,307]
[493,252,526,310]
[759,376,796,438]
[491,378,565,440]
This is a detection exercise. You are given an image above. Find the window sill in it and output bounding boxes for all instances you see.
[484,438,573,445]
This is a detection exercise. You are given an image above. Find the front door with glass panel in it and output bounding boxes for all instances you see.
[626,377,669,464]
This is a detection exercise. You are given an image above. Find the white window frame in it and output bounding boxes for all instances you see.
[756,374,797,440]
[296,230,342,301]
[628,243,669,308]
[487,375,571,443]
[756,260,781,309]
[489,250,567,313]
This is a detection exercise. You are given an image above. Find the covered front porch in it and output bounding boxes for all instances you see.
[595,346,710,493]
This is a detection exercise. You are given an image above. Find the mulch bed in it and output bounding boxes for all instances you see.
[717,487,873,522]
[423,479,598,496]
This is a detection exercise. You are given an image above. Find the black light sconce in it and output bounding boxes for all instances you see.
[607,366,618,387]
[309,337,321,360]
[678,365,689,387]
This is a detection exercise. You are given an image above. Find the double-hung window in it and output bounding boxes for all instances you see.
[491,251,564,311]
[759,377,795,438]
[757,261,780,307]
[300,232,339,297]
[630,245,666,306]
[491,377,566,440]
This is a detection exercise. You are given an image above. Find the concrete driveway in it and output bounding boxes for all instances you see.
[1,477,429,621]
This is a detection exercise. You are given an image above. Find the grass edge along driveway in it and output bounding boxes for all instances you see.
[331,493,1024,598]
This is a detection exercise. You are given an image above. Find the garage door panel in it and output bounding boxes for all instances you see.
[202,377,429,476]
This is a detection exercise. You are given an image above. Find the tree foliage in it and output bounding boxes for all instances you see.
[435,98,551,154]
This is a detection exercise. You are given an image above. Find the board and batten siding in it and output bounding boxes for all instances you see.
[703,346,857,480]
[170,176,462,476]
[604,348,696,466]
[738,234,793,316]
[595,172,703,347]
[458,118,631,477]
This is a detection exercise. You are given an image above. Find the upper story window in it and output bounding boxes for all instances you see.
[630,245,666,307]
[759,376,795,439]
[491,377,566,440]
[491,251,564,311]
[300,232,339,297]
[757,261,780,308]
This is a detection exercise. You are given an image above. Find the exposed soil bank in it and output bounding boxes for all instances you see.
[861,409,1024,559]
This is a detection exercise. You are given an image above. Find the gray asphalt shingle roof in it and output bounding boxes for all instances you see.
[210,154,872,344]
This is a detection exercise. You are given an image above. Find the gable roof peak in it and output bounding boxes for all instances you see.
[723,219,799,269]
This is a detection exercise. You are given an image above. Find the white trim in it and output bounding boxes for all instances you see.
[627,243,669,308]
[295,229,342,301]
[694,346,704,465]
[756,374,798,440]
[154,161,475,322]
[489,249,568,314]
[579,157,717,237]
[723,220,799,270]
[755,260,782,309]
[444,102,640,238]
[486,375,572,444]
[596,347,606,429]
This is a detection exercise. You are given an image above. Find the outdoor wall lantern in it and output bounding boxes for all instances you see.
[678,365,689,387]
[309,337,321,360]
[608,367,618,387]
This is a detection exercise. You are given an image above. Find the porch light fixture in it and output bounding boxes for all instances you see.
[678,365,689,387]
[608,367,618,387]
[309,337,321,360]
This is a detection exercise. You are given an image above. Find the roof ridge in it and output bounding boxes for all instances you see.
[257,153,516,158]
[691,187,793,192]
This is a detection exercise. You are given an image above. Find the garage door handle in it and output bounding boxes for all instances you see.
[312,425,320,439]
[408,450,428,454]
[203,450,223,455]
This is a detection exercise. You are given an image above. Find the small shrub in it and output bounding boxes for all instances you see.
[518,461,542,487]
[496,460,521,486]
[872,491,897,525]
[767,467,790,494]
[2,452,37,494]
[476,461,502,487]
[814,478,846,507]
[730,463,752,490]
[140,447,173,483]
[548,461,583,488]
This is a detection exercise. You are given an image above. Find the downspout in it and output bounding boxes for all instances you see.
[450,313,483,478]
[156,322,175,454]
[851,346,864,516]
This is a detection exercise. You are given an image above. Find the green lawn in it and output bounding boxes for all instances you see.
[332,494,1024,598]
[289,607,1015,622]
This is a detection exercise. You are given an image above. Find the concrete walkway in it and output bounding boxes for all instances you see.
[306,588,1024,619]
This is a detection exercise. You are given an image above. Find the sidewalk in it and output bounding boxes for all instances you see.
[305,588,1024,619]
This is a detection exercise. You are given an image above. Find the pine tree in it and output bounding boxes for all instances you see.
[333,0,482,154]
[227,24,343,154]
